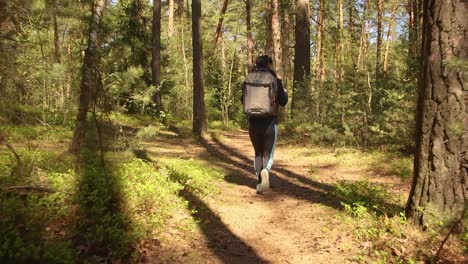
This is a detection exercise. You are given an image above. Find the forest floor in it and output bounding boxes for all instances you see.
[137,128,465,264]
[1,117,466,263]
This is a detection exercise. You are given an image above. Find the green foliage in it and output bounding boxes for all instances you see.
[160,158,222,197]
[0,149,76,263]
[335,180,402,216]
[116,158,187,237]
[283,121,347,146]
[136,125,161,140]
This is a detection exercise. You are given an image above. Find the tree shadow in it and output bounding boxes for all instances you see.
[167,168,269,264]
[198,136,342,210]
[199,134,404,216]
[73,121,134,262]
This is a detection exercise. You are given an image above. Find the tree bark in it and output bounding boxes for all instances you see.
[53,8,60,63]
[406,0,468,228]
[291,0,310,118]
[315,0,325,81]
[271,0,283,78]
[264,0,273,55]
[168,0,174,38]
[280,1,291,119]
[245,0,254,69]
[375,0,382,80]
[152,0,162,112]
[191,0,206,137]
[213,0,229,45]
[383,0,397,73]
[70,0,105,155]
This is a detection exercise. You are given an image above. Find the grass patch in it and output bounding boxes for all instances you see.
[335,180,403,216]
[158,157,223,197]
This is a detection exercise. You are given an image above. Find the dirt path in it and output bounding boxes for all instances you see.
[145,129,377,263]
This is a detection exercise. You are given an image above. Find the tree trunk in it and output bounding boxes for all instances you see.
[152,0,162,112]
[316,0,325,82]
[291,0,310,119]
[191,0,206,137]
[280,1,291,119]
[271,0,283,78]
[356,0,367,70]
[375,0,382,80]
[53,9,61,63]
[213,0,229,45]
[265,0,273,55]
[406,0,468,228]
[69,0,105,155]
[245,0,254,69]
[168,0,174,38]
[383,0,397,73]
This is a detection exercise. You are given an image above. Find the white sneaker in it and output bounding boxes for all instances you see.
[260,169,269,191]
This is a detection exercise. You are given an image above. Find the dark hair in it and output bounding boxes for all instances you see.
[255,55,273,68]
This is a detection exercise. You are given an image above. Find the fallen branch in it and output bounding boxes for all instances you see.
[1,185,55,193]
[0,134,22,176]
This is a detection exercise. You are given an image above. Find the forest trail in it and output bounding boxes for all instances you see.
[143,129,398,264]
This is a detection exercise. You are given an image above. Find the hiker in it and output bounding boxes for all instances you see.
[241,55,288,193]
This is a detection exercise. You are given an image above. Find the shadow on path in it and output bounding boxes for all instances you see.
[204,132,404,215]
[199,136,342,210]
[167,168,269,264]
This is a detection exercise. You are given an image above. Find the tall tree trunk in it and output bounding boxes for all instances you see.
[375,0,382,80]
[245,0,254,68]
[264,0,273,55]
[383,0,397,73]
[180,13,191,119]
[314,0,325,81]
[152,0,162,112]
[213,0,229,45]
[191,0,206,137]
[333,0,344,95]
[271,0,283,78]
[280,1,291,119]
[356,0,367,70]
[53,9,60,63]
[406,0,468,228]
[407,0,422,75]
[168,0,174,38]
[70,0,105,155]
[291,0,310,119]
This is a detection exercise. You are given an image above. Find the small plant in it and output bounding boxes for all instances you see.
[136,125,160,140]
[335,180,402,216]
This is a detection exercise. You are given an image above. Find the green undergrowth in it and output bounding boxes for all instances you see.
[0,112,226,262]
[336,180,466,263]
[157,157,223,197]
[0,124,72,144]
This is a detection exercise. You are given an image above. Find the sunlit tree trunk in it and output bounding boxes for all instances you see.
[151,0,162,112]
[70,0,105,155]
[271,0,283,78]
[291,0,310,119]
[356,0,367,70]
[383,0,397,73]
[168,0,174,38]
[406,0,468,228]
[314,0,325,81]
[191,0,206,137]
[376,0,382,80]
[214,0,229,45]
